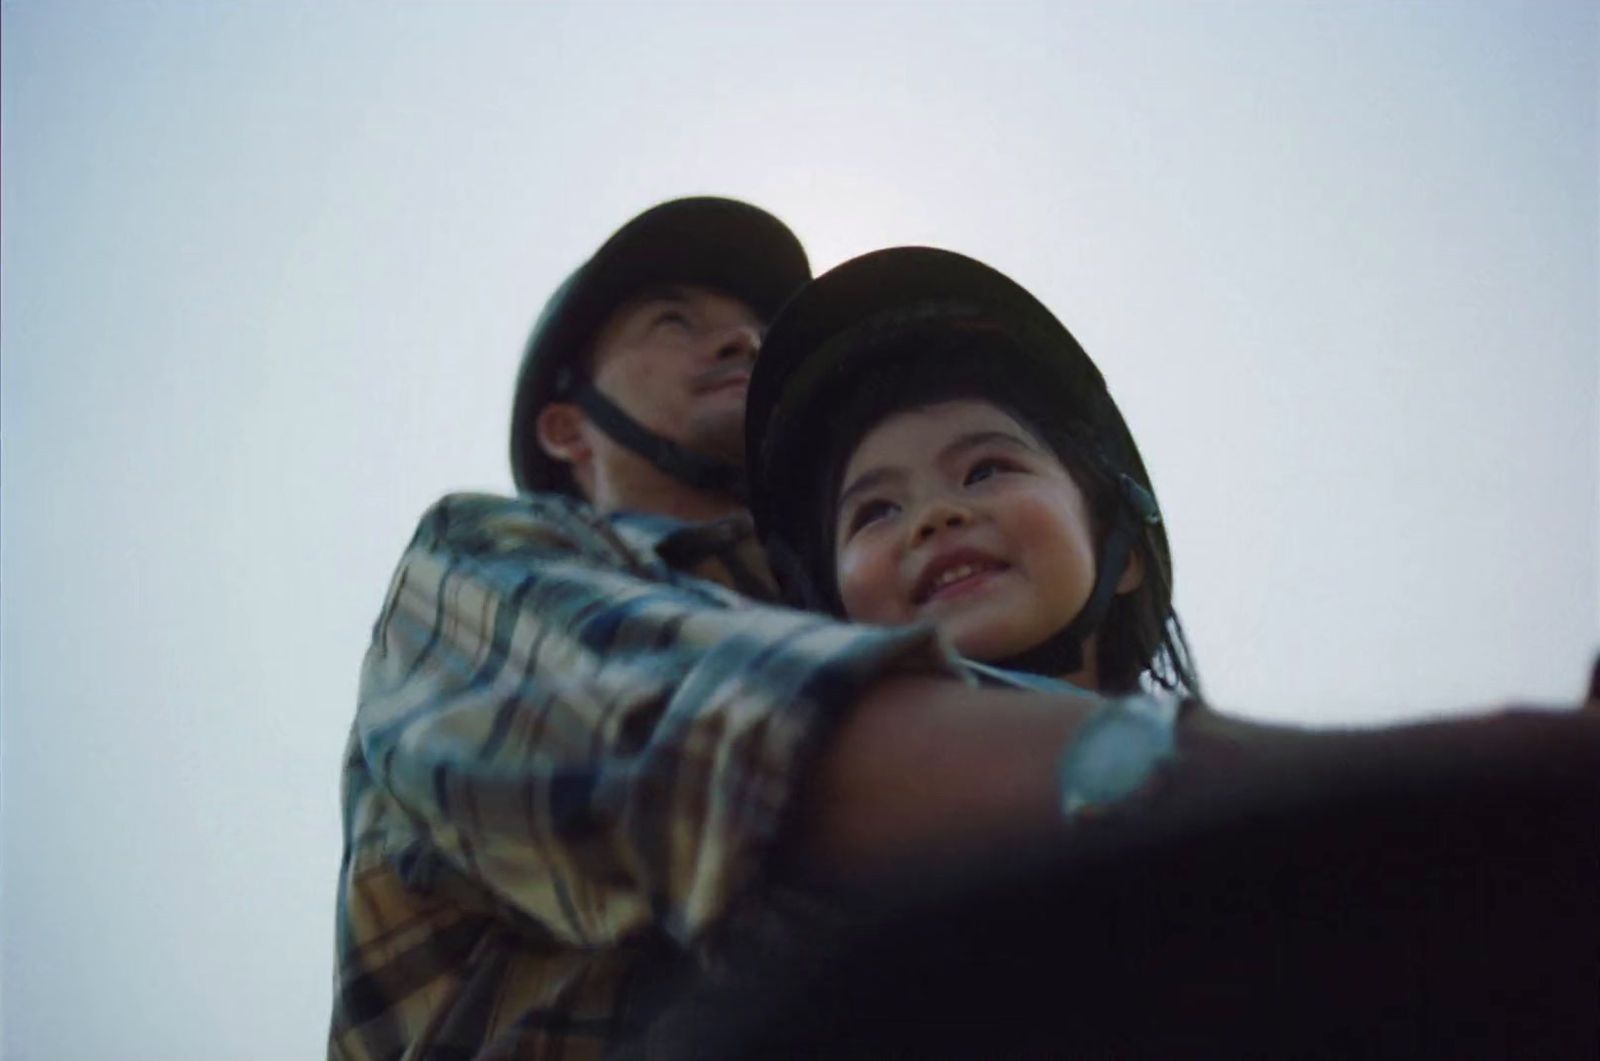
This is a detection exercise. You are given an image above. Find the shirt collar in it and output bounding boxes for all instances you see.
[606,509,755,559]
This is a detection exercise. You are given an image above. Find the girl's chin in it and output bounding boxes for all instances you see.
[946,622,1057,663]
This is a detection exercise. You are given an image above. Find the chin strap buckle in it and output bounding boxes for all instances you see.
[1117,474,1162,526]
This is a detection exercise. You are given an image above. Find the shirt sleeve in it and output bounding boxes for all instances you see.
[356,494,964,948]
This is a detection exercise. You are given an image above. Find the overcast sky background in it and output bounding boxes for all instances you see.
[3,2,1595,1057]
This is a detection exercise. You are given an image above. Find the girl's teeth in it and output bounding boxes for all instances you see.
[937,564,977,588]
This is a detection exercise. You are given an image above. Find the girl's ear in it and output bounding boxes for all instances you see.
[535,402,590,465]
[1115,545,1145,594]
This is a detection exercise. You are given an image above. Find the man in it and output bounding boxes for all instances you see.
[329,199,1597,1059]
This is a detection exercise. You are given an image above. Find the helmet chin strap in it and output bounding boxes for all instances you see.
[572,381,748,501]
[990,474,1160,679]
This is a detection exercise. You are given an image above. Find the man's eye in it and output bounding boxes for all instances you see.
[654,309,690,329]
[846,499,897,534]
[964,458,1015,485]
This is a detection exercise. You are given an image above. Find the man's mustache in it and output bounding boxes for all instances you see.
[692,360,756,393]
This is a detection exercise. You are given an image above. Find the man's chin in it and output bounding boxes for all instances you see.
[684,413,748,468]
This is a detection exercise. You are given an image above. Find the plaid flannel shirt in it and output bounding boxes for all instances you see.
[329,492,962,1059]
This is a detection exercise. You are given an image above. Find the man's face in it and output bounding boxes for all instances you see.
[587,284,762,465]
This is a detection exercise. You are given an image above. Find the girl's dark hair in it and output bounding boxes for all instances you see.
[789,327,1200,698]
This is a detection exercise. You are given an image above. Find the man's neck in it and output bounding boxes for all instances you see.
[590,475,746,524]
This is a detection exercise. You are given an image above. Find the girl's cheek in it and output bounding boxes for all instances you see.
[834,549,867,619]
[1010,493,1097,567]
[836,545,898,623]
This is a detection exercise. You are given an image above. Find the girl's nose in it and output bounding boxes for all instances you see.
[913,498,971,544]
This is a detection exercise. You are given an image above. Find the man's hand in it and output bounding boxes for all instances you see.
[1167,700,1600,828]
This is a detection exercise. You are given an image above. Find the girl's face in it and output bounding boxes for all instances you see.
[833,399,1114,668]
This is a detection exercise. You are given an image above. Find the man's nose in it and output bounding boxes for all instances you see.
[711,322,761,362]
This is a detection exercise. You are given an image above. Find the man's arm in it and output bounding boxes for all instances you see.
[362,497,1597,953]
[355,494,970,948]
[799,675,1095,869]
[801,674,1600,872]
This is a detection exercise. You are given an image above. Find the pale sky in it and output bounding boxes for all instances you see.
[3,3,1595,1057]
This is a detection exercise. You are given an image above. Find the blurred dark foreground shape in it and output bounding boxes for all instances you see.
[639,712,1598,1060]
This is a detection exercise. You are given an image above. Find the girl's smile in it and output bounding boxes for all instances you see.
[912,547,1012,606]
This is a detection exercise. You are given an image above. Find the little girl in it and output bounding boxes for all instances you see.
[745,245,1197,698]
[721,252,1600,1058]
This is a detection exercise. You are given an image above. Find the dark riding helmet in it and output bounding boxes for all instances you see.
[510,197,811,497]
[746,247,1187,689]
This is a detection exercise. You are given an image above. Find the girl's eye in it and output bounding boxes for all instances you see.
[964,458,1016,485]
[654,309,691,329]
[846,499,897,535]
